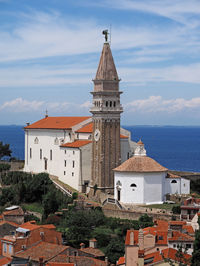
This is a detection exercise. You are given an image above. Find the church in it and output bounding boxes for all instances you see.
[24,34,190,203]
[24,37,136,193]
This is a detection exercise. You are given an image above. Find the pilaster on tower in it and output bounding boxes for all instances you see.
[90,36,123,195]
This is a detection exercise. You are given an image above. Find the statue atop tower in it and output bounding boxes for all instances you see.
[90,32,123,195]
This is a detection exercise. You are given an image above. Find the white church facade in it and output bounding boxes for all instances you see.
[114,141,190,205]
[24,116,135,192]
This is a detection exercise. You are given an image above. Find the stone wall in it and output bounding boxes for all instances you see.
[103,207,177,221]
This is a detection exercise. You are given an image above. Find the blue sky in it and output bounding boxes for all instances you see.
[1,0,200,125]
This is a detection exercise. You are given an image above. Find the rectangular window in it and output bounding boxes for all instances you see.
[9,244,12,254]
[72,172,74,176]
[30,148,32,159]
[73,150,75,155]
[64,171,66,175]
[40,149,42,160]
[3,243,7,253]
[64,160,66,167]
[72,160,75,168]
[65,150,66,154]
[50,150,52,160]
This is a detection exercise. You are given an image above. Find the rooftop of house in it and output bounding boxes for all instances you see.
[61,140,92,148]
[49,254,107,266]
[14,242,69,262]
[168,231,194,242]
[80,247,105,257]
[114,155,168,172]
[24,116,91,130]
[3,206,24,216]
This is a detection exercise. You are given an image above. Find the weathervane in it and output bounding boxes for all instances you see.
[102,29,109,42]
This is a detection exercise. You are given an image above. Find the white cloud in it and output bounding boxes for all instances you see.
[126,96,200,113]
[0,98,44,112]
[0,98,91,113]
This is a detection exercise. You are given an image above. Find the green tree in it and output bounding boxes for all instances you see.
[0,141,12,160]
[139,214,154,228]
[105,238,124,264]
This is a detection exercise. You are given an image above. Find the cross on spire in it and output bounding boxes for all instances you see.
[102,29,109,42]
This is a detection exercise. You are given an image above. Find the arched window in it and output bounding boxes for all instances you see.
[110,101,112,107]
[113,101,116,107]
[106,101,108,107]
[130,183,137,187]
[34,137,39,144]
[171,180,177,184]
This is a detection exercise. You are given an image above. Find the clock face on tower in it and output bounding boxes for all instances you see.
[94,129,100,141]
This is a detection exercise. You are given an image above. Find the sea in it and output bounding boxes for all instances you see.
[0,125,200,173]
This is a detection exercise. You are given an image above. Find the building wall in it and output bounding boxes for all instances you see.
[144,172,166,204]
[164,178,190,195]
[125,246,139,266]
[168,242,193,255]
[59,148,80,190]
[114,172,144,203]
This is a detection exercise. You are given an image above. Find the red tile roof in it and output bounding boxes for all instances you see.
[76,123,93,133]
[169,221,187,226]
[24,117,91,130]
[182,225,194,234]
[81,247,104,257]
[47,263,74,266]
[166,172,181,178]
[144,247,191,265]
[168,231,194,242]
[15,242,69,262]
[0,256,12,265]
[117,256,125,265]
[114,156,168,172]
[61,140,92,148]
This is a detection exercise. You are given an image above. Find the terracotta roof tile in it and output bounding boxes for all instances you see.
[0,256,12,265]
[47,263,74,266]
[61,140,92,148]
[168,231,194,242]
[169,221,186,226]
[15,242,68,262]
[76,123,93,133]
[114,156,168,172]
[117,256,125,265]
[81,247,104,257]
[49,254,107,266]
[24,117,91,130]
[166,172,181,178]
[182,225,194,234]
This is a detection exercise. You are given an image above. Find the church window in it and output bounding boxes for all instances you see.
[130,183,137,187]
[110,101,112,107]
[116,180,122,186]
[34,137,39,144]
[72,172,74,176]
[54,138,59,145]
[171,180,177,183]
[106,101,108,107]
[113,101,116,107]
[30,148,32,159]
[50,150,52,160]
[72,160,75,168]
[3,243,7,253]
[64,160,66,167]
[40,149,42,160]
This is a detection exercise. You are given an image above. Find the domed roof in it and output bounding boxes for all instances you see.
[114,156,168,173]
[137,139,144,145]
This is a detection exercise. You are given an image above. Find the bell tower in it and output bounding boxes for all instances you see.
[90,31,123,193]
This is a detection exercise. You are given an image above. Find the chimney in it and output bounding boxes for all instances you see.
[39,257,44,266]
[138,229,144,251]
[129,231,134,245]
[89,238,97,249]
[80,243,85,250]
[105,257,109,266]
[168,229,172,238]
[26,122,30,126]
